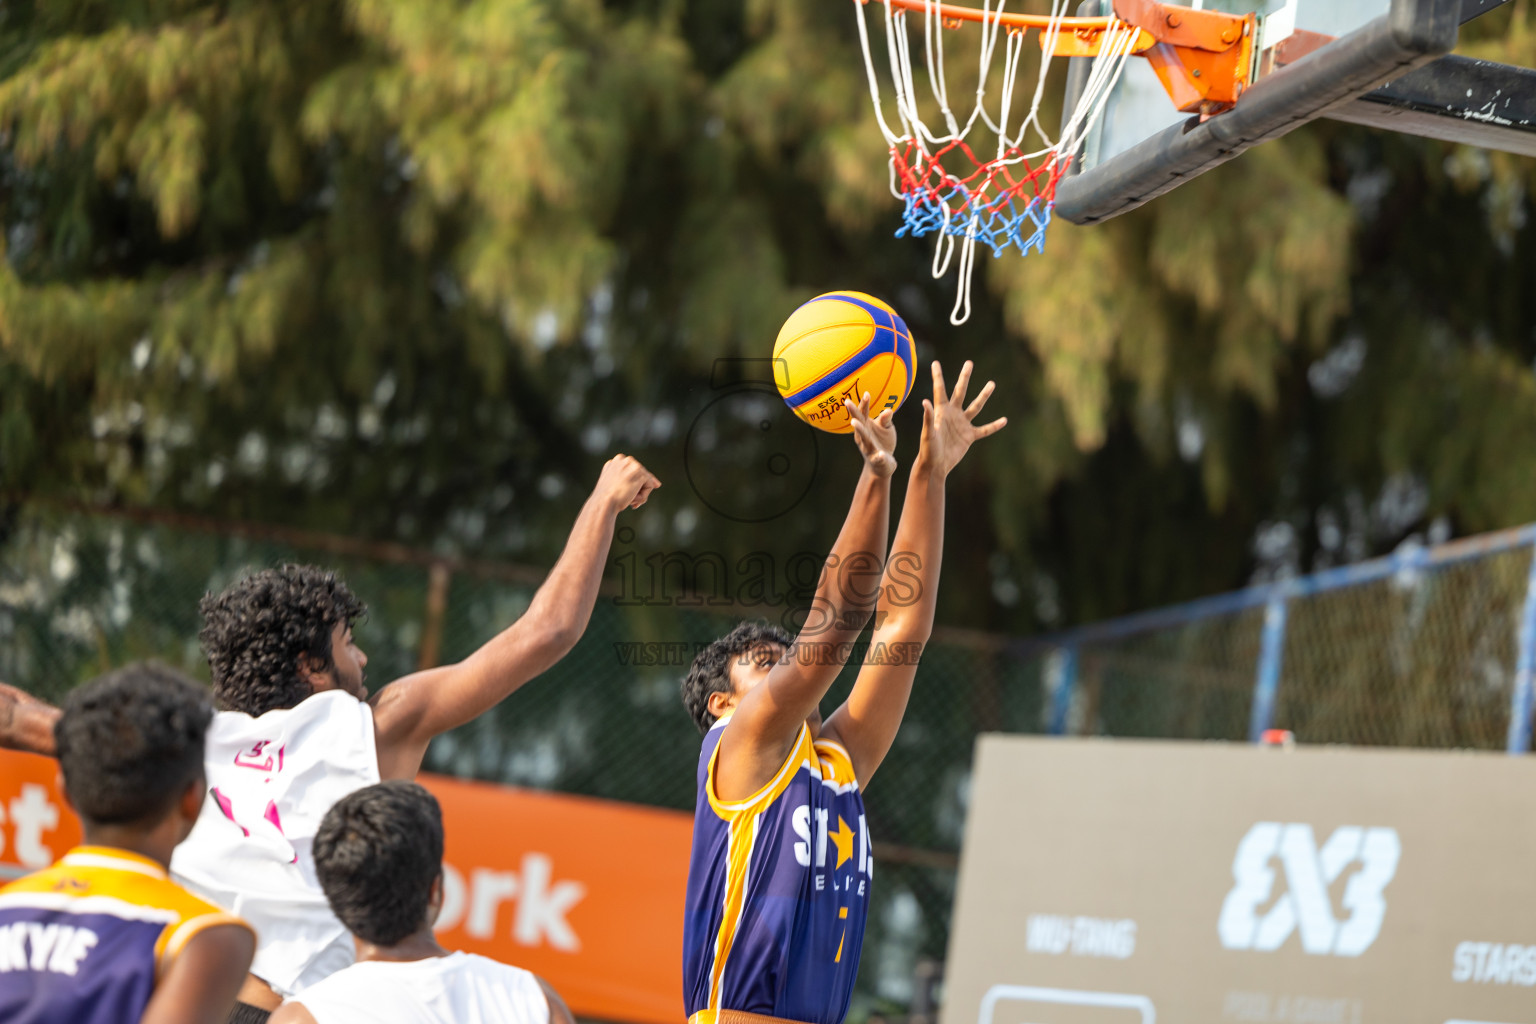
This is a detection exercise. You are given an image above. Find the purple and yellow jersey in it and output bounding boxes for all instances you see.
[683,718,874,1024]
[0,846,252,1024]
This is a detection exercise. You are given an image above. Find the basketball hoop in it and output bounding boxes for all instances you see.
[854,0,1145,324]
[853,0,1261,325]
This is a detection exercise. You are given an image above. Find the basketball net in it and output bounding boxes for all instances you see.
[854,0,1140,324]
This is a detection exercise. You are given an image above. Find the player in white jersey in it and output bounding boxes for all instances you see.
[8,454,658,1023]
[270,781,570,1024]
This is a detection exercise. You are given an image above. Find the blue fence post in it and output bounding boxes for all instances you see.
[1048,645,1078,736]
[1249,597,1289,743]
[1505,548,1536,754]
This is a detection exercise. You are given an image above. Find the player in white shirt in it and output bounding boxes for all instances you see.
[8,454,658,1024]
[270,781,571,1024]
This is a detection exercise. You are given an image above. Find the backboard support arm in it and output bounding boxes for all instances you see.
[1055,0,1465,225]
[1461,0,1517,22]
[1328,55,1536,158]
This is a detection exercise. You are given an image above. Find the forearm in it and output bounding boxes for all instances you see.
[0,684,59,757]
[375,492,620,745]
[825,459,946,782]
[877,457,944,638]
[736,466,893,745]
[803,465,891,642]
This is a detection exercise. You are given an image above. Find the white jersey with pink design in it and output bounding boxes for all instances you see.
[170,689,380,995]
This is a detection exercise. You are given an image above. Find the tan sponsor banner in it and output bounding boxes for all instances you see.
[944,737,1536,1024]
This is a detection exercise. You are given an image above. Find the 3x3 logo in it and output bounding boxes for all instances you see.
[1218,822,1401,957]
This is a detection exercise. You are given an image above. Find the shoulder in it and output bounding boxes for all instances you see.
[275,962,381,1019]
[217,690,370,731]
[445,953,552,1016]
[206,692,376,780]
[704,720,813,820]
[287,690,375,724]
[153,879,254,961]
[154,881,229,921]
[289,957,410,996]
[458,951,539,983]
[450,955,565,1024]
[165,917,255,980]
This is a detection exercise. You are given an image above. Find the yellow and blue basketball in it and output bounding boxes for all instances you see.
[772,291,915,434]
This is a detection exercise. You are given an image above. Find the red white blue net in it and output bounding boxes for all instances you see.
[855,0,1140,323]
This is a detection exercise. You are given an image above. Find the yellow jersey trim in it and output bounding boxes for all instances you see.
[61,846,169,880]
[811,739,860,791]
[707,813,759,1010]
[690,1010,817,1024]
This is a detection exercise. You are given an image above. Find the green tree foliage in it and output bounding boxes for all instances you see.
[4,5,1536,1014]
[1,0,1535,636]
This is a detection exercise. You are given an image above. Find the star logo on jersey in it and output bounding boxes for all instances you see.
[831,816,855,869]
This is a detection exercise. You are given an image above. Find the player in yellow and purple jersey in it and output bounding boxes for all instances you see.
[680,362,1005,1024]
[0,663,255,1024]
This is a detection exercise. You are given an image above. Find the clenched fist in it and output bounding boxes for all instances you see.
[594,454,661,512]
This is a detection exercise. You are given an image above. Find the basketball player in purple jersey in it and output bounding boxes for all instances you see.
[680,361,1004,1024]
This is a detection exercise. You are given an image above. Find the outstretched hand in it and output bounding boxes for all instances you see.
[844,392,898,479]
[918,360,1006,477]
[594,454,661,512]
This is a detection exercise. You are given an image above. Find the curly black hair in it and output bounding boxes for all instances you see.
[199,564,367,717]
[313,781,444,947]
[55,662,213,827]
[680,620,793,734]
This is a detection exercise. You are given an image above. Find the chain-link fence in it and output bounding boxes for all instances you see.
[3,507,1535,1019]
[1029,529,1536,756]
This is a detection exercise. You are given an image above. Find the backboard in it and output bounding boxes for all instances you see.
[1057,0,1536,223]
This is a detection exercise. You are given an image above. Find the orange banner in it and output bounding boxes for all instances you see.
[0,751,82,881]
[421,772,690,1022]
[0,750,689,1023]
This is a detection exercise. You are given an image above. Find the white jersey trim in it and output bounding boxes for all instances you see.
[60,851,168,879]
[0,892,179,923]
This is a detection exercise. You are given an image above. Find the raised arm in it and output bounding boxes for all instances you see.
[0,682,60,757]
[714,396,896,797]
[370,454,660,779]
[823,361,1005,786]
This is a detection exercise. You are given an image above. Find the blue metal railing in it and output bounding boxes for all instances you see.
[1016,523,1536,753]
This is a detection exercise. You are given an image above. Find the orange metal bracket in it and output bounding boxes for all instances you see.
[1112,1,1257,113]
[1112,0,1249,53]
